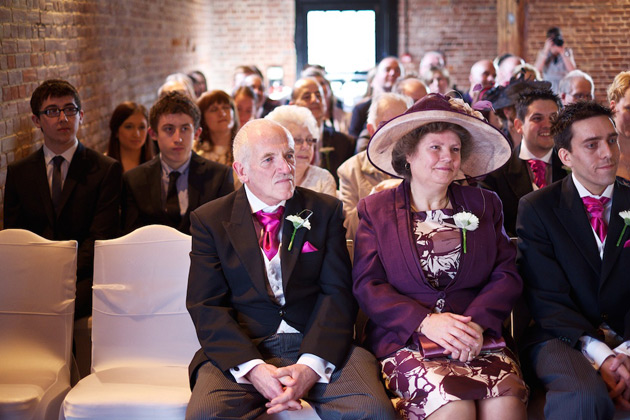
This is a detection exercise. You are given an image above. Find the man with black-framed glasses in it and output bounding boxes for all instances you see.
[3,79,122,320]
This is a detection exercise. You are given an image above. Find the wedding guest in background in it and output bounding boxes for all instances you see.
[302,65,350,135]
[188,70,208,99]
[608,71,630,184]
[559,69,594,106]
[353,94,527,419]
[122,92,233,234]
[423,66,451,95]
[418,50,446,79]
[534,26,576,93]
[232,85,258,126]
[266,105,336,197]
[4,79,122,319]
[463,59,496,104]
[394,76,429,103]
[243,72,280,118]
[158,72,196,99]
[495,54,524,87]
[107,101,154,173]
[194,90,239,167]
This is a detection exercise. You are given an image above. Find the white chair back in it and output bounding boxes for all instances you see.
[0,229,77,420]
[90,225,198,372]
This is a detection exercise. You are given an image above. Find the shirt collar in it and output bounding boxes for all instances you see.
[159,153,192,175]
[519,140,553,164]
[572,173,614,200]
[244,184,286,214]
[43,140,79,165]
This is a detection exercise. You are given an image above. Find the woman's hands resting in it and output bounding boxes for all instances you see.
[418,313,484,362]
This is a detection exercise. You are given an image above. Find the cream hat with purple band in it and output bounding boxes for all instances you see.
[367,93,512,180]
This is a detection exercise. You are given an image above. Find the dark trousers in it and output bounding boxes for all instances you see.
[526,338,615,420]
[185,333,398,420]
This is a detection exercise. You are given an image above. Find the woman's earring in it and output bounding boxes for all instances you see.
[405,162,410,171]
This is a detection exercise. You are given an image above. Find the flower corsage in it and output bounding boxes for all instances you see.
[616,210,630,248]
[286,209,313,251]
[453,211,479,253]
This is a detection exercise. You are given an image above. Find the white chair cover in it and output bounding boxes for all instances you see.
[62,225,199,420]
[0,229,77,420]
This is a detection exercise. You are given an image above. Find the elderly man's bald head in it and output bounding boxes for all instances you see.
[233,119,294,166]
[469,59,496,91]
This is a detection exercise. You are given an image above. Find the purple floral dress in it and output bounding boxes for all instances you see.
[379,209,528,420]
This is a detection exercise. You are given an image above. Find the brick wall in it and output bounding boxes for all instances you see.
[523,0,630,102]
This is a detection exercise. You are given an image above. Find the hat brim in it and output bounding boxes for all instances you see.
[367,109,512,180]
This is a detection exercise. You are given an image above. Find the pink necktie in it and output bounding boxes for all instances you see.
[582,196,611,243]
[254,206,285,260]
[527,159,547,189]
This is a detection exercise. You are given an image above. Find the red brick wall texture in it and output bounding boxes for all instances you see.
[1,0,630,225]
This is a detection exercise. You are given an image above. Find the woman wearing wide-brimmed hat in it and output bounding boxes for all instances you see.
[352,94,528,420]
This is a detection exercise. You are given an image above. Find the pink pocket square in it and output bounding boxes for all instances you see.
[301,241,318,253]
[624,239,630,248]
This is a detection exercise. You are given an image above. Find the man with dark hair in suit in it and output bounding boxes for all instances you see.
[121,92,233,235]
[481,88,567,236]
[185,119,396,419]
[3,79,122,319]
[517,101,630,418]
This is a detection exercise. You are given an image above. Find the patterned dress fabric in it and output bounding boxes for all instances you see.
[379,209,528,420]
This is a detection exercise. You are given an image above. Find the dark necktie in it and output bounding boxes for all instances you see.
[527,159,547,189]
[165,171,181,222]
[254,206,285,260]
[582,196,611,243]
[51,155,64,215]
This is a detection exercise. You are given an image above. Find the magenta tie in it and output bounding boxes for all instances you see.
[582,196,611,243]
[527,159,547,189]
[254,206,285,260]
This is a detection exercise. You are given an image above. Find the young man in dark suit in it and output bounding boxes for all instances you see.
[121,92,233,235]
[517,101,630,418]
[185,119,395,419]
[481,88,567,237]
[3,79,122,319]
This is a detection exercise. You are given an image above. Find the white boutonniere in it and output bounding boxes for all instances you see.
[286,209,313,251]
[616,210,630,248]
[453,211,479,254]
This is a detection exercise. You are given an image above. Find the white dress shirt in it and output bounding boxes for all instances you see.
[159,153,191,216]
[43,140,78,193]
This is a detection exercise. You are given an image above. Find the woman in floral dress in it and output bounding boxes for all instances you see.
[353,94,528,420]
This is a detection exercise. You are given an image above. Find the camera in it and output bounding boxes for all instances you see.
[552,35,564,47]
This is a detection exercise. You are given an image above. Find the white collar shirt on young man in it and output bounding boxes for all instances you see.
[43,140,78,193]
[572,173,614,259]
[228,184,334,385]
[519,140,554,191]
[159,154,191,216]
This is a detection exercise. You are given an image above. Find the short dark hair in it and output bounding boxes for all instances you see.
[149,91,201,131]
[515,88,561,121]
[108,101,154,164]
[552,101,614,152]
[196,90,239,147]
[30,79,81,115]
[391,122,471,179]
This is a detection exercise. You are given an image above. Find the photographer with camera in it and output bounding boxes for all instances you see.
[534,27,576,93]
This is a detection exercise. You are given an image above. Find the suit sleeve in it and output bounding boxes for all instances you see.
[352,199,430,346]
[299,200,356,367]
[462,192,522,337]
[186,210,264,372]
[516,194,597,347]
[120,172,140,234]
[3,164,21,228]
[218,166,235,197]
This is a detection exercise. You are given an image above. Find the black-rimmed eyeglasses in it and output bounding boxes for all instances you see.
[38,106,80,118]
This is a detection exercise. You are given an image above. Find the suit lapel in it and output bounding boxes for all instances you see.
[223,188,270,297]
[281,190,307,289]
[601,181,630,282]
[395,182,427,286]
[57,143,85,218]
[144,158,163,220]
[554,177,602,274]
[33,148,56,226]
[187,153,204,211]
[505,148,534,201]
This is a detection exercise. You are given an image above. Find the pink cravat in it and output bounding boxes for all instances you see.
[254,206,285,260]
[581,196,611,242]
[527,159,547,189]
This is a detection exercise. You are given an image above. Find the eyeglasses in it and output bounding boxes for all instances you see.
[38,106,80,118]
[294,138,317,146]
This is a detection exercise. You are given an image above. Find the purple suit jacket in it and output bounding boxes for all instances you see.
[352,181,522,358]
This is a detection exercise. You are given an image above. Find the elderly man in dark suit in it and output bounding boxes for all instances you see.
[3,79,122,319]
[121,92,233,235]
[517,101,630,418]
[481,88,567,237]
[185,119,396,419]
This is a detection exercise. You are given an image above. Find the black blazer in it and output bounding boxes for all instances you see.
[121,152,234,235]
[186,186,355,387]
[321,125,355,186]
[480,145,567,237]
[516,177,630,349]
[3,143,122,318]
[348,98,371,139]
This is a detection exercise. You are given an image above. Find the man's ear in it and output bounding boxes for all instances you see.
[514,118,524,135]
[148,127,158,141]
[367,123,376,137]
[610,100,617,114]
[232,161,248,183]
[31,114,41,129]
[194,126,202,141]
[557,147,572,167]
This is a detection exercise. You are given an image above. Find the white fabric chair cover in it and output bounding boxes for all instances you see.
[62,225,199,420]
[0,229,77,420]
